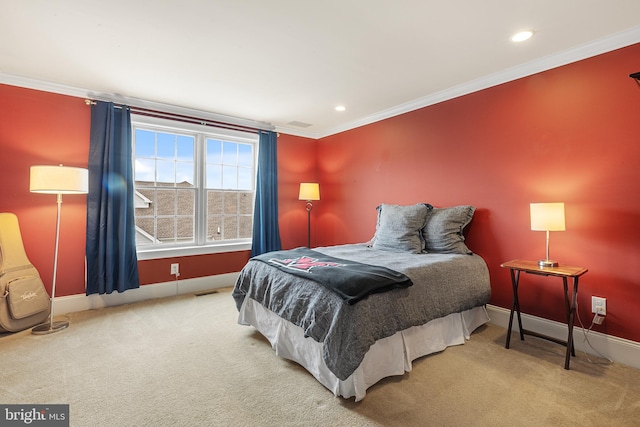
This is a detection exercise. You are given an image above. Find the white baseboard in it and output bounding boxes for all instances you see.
[54,273,239,316]
[486,304,640,371]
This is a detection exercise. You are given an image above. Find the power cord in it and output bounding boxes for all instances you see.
[575,299,613,365]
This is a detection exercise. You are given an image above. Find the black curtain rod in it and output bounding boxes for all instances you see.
[85,99,266,134]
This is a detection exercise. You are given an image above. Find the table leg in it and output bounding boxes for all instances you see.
[506,269,523,348]
[565,276,579,369]
[562,277,576,358]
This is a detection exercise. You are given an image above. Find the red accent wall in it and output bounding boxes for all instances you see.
[315,43,640,343]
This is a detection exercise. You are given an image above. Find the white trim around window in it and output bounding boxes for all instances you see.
[132,115,257,259]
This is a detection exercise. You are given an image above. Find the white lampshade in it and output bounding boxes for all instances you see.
[530,203,565,231]
[298,183,320,201]
[30,165,89,194]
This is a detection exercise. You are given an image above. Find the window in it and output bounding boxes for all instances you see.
[132,116,257,257]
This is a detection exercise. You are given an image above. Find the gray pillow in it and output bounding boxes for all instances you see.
[372,204,430,253]
[422,205,475,254]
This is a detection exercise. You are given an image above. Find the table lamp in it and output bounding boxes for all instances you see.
[530,202,565,267]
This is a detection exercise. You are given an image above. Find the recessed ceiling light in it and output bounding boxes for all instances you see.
[335,105,346,112]
[511,30,534,42]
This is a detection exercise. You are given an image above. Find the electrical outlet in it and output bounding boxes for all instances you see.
[591,296,606,315]
[170,263,179,275]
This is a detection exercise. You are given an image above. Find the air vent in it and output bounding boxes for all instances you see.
[287,121,312,128]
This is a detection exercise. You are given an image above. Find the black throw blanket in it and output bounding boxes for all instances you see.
[251,247,413,304]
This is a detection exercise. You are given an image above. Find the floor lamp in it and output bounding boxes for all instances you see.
[298,183,320,248]
[30,165,89,335]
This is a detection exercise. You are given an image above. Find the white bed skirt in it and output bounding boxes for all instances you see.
[238,297,490,401]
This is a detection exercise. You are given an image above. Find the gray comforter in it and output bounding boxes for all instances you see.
[232,244,491,380]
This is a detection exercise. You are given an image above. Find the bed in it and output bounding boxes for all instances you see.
[232,204,492,401]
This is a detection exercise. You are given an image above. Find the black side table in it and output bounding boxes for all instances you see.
[500,259,588,369]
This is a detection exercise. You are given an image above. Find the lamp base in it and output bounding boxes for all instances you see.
[538,259,559,268]
[31,320,69,335]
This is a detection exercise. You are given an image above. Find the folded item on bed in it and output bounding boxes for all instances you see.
[252,247,413,305]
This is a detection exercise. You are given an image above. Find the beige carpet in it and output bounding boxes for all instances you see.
[1,288,639,427]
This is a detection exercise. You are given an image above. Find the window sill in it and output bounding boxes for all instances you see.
[136,242,252,260]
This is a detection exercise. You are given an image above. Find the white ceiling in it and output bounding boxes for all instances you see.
[2,1,640,138]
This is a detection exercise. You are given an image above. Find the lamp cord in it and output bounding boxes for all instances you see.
[575,299,613,365]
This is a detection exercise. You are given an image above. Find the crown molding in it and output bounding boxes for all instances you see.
[0,73,274,132]
[316,25,640,139]
[0,72,88,99]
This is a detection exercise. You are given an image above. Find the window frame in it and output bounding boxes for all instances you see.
[132,115,258,260]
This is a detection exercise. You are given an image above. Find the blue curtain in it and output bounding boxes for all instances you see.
[86,101,140,295]
[250,130,282,256]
